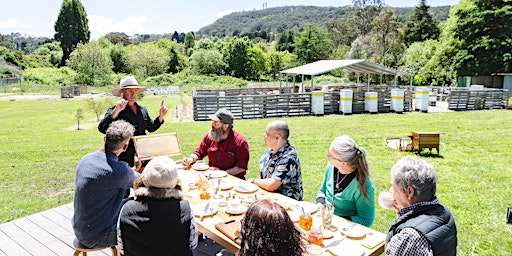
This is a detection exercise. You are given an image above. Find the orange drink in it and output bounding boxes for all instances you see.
[299,212,313,231]
[307,227,323,246]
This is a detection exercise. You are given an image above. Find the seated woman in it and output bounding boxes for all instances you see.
[118,156,197,256]
[316,135,375,227]
[238,199,304,256]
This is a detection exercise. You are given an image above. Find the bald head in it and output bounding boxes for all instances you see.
[268,120,289,140]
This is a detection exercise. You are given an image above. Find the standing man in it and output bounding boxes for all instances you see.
[249,120,303,201]
[98,76,168,167]
[73,120,141,249]
[386,156,457,256]
[182,108,249,179]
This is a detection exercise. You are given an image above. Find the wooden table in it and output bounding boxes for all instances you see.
[178,168,386,256]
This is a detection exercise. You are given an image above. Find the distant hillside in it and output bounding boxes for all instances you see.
[196,5,451,39]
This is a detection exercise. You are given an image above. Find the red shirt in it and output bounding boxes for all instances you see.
[193,129,249,179]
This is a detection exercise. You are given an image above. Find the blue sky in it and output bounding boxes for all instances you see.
[1,0,460,39]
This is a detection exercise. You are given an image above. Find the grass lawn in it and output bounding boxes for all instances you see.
[0,94,511,255]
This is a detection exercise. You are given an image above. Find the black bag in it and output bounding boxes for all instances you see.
[508,207,512,224]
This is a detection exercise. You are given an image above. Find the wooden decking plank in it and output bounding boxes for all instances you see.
[0,228,31,255]
[11,218,62,255]
[25,212,76,255]
[0,221,56,255]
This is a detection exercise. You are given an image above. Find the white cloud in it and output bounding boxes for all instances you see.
[0,18,17,29]
[89,15,152,39]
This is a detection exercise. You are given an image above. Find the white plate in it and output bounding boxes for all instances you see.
[294,201,318,214]
[220,179,234,190]
[234,183,259,193]
[207,170,227,178]
[323,230,334,239]
[341,225,367,239]
[225,205,248,215]
[193,163,209,171]
[193,203,218,217]
[287,210,300,222]
[327,240,365,256]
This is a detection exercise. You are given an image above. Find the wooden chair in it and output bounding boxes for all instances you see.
[72,238,119,256]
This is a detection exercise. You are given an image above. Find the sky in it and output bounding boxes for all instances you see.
[1,0,460,39]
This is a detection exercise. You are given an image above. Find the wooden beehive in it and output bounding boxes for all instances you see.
[412,132,440,153]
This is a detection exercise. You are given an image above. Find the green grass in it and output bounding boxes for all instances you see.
[0,95,511,255]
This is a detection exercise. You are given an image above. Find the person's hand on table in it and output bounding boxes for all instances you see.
[182,156,196,168]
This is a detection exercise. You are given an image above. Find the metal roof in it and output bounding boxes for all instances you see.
[280,59,412,76]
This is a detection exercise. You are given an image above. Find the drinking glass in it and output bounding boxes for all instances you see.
[307,226,323,246]
[321,203,334,229]
[299,212,313,231]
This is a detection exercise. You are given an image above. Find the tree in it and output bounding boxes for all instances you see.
[275,30,295,53]
[246,46,268,80]
[294,24,333,64]
[189,49,225,75]
[404,0,441,46]
[368,7,404,67]
[110,44,128,73]
[104,32,131,46]
[54,0,90,66]
[125,42,169,78]
[184,32,196,56]
[76,108,83,130]
[452,0,512,76]
[400,40,439,85]
[223,37,253,79]
[67,42,113,86]
[87,98,114,121]
[171,31,180,43]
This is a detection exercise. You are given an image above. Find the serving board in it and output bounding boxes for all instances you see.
[215,220,241,245]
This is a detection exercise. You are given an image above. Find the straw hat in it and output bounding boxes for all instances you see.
[112,76,146,96]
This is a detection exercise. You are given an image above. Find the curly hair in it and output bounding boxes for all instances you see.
[104,120,134,153]
[238,199,305,256]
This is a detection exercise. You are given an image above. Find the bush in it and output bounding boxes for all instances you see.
[23,67,77,86]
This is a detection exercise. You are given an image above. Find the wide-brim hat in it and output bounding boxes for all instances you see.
[112,76,146,96]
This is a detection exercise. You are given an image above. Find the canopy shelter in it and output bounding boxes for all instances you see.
[279,59,413,92]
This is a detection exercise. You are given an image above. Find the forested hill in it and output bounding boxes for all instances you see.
[196,5,451,39]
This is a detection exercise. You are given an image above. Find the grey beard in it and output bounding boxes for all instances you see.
[208,128,225,142]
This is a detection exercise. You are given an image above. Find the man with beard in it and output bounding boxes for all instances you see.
[182,108,249,179]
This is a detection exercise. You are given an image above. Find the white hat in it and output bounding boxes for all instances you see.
[141,156,178,188]
[112,76,146,96]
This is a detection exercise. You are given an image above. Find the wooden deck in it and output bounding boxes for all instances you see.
[0,203,111,255]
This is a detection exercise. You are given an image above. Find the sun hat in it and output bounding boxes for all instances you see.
[141,156,178,189]
[112,76,146,96]
[208,108,234,125]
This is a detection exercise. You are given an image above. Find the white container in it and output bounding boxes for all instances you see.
[415,87,429,112]
[311,91,324,115]
[390,89,404,113]
[364,92,378,113]
[339,89,353,114]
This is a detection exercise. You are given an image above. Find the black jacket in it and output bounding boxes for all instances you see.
[98,102,163,166]
[119,187,194,256]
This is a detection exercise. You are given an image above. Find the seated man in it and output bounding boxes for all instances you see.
[385,156,457,255]
[72,120,141,248]
[249,120,303,200]
[182,108,249,179]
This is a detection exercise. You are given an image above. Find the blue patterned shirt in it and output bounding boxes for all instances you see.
[259,141,303,200]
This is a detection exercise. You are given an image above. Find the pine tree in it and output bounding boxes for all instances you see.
[54,0,90,66]
[404,0,440,46]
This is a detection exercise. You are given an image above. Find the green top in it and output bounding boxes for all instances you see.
[316,164,375,227]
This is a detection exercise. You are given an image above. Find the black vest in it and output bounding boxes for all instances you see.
[386,203,457,256]
[119,197,193,256]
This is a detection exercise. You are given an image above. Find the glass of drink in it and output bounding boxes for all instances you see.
[199,178,210,200]
[299,212,313,231]
[321,203,334,229]
[307,226,323,246]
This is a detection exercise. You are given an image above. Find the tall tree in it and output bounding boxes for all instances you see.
[452,0,512,76]
[350,0,384,36]
[294,24,333,65]
[368,7,404,67]
[54,0,90,66]
[404,0,441,46]
[104,32,131,46]
[223,37,253,79]
[184,32,196,56]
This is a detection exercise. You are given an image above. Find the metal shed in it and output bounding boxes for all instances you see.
[279,59,413,91]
